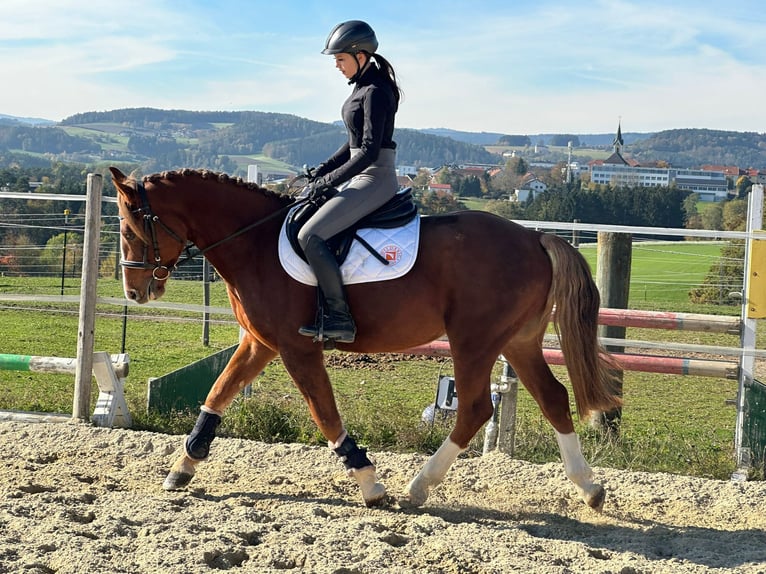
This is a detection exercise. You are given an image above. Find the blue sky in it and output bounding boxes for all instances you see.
[2,0,765,135]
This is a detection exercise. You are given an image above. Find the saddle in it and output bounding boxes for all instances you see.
[285,187,417,265]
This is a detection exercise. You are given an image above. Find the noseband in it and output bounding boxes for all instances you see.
[120,180,186,281]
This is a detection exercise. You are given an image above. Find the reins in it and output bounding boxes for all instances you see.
[121,178,305,277]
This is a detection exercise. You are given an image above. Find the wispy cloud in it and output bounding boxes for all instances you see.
[1,0,764,133]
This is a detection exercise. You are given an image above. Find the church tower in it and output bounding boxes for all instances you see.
[604,120,628,165]
[612,121,624,154]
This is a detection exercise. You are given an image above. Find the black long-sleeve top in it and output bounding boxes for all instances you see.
[316,63,397,187]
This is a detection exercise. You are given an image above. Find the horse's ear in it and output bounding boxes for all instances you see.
[109,166,138,205]
[109,166,126,182]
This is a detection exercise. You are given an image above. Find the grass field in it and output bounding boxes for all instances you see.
[580,241,730,308]
[0,240,760,480]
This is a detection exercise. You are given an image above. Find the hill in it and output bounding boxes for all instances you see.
[0,113,55,126]
[1,110,766,174]
[52,108,499,176]
[424,128,653,148]
[623,128,766,168]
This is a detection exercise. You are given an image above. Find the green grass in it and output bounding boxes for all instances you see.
[0,239,759,480]
[484,144,613,160]
[229,154,296,174]
[460,197,490,211]
[579,241,731,309]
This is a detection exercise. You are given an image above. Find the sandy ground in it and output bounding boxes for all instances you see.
[1,420,765,574]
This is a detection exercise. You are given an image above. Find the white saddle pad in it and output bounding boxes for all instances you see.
[278,206,420,286]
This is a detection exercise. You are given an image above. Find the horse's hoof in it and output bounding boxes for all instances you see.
[163,471,193,491]
[399,479,428,508]
[585,484,606,511]
[398,491,427,509]
[349,466,387,507]
[362,483,387,507]
[363,492,387,508]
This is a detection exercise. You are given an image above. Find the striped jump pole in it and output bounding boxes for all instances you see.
[399,341,739,379]
[595,308,741,335]
[0,352,132,428]
[0,354,129,378]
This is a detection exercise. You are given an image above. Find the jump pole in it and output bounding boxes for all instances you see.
[0,354,128,378]
[401,300,747,455]
[402,341,739,379]
[0,352,132,427]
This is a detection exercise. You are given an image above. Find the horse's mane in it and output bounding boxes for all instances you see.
[118,168,293,244]
[142,169,291,202]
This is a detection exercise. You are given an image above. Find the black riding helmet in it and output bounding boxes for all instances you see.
[322,21,378,85]
[322,20,378,55]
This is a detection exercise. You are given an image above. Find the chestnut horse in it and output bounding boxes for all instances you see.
[109,167,621,510]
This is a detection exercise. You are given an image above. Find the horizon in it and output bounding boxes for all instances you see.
[2,1,765,135]
[6,108,762,139]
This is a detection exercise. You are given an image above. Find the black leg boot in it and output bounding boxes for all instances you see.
[298,235,356,343]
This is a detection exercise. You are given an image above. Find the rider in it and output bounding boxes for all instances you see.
[298,20,402,344]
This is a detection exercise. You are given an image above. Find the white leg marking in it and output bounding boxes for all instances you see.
[349,466,386,506]
[327,429,348,449]
[403,438,465,507]
[555,431,603,506]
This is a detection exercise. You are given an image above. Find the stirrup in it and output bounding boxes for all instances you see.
[299,291,356,343]
[298,322,356,344]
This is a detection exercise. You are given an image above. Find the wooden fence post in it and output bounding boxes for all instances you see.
[73,173,102,421]
[593,231,632,432]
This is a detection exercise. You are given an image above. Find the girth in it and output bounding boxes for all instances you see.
[286,187,417,266]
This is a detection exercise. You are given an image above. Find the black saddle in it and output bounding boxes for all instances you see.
[286,187,418,266]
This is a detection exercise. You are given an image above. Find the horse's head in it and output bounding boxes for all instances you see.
[109,167,187,304]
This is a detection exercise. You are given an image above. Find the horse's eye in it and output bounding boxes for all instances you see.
[123,229,137,241]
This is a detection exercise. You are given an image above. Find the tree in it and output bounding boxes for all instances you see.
[690,197,748,305]
[735,175,752,199]
[456,175,483,198]
[701,203,723,230]
[723,198,748,230]
[682,193,701,228]
[416,191,466,215]
[411,169,431,192]
[497,135,531,146]
[488,157,528,198]
[39,233,84,276]
[485,199,525,220]
[549,135,581,147]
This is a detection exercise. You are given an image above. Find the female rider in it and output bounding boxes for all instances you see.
[298,20,402,344]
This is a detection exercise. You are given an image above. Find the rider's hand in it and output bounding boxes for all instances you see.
[304,163,327,183]
[307,177,334,201]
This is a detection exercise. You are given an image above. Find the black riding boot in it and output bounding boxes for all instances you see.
[298,235,357,343]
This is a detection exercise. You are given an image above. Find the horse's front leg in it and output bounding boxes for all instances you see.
[281,347,386,507]
[163,335,277,490]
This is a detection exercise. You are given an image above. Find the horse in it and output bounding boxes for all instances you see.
[109,166,621,511]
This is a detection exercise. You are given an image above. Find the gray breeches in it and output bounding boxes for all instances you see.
[297,148,398,249]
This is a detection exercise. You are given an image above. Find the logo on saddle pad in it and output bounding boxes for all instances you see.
[278,208,420,286]
[380,244,403,265]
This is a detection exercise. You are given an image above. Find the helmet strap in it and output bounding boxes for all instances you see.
[348,52,371,85]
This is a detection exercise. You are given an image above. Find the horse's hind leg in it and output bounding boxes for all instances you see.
[503,341,605,510]
[402,347,496,507]
[163,334,277,490]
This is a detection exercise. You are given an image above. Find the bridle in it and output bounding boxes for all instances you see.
[120,178,304,280]
[120,180,186,280]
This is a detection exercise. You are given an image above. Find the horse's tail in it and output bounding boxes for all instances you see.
[540,233,623,418]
